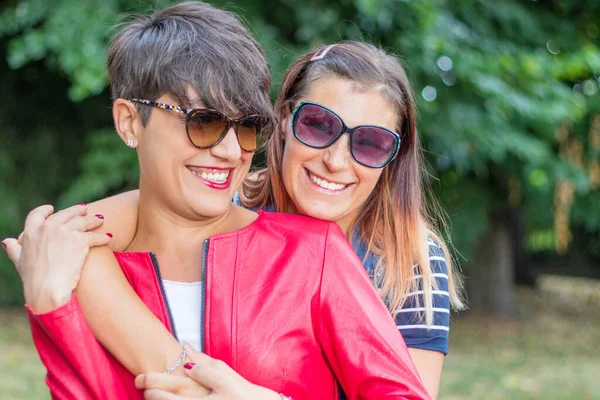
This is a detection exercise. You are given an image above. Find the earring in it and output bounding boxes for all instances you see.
[127,139,135,148]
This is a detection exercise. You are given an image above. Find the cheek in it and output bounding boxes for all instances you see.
[280,141,296,192]
[239,153,253,174]
[282,137,302,177]
[355,169,384,199]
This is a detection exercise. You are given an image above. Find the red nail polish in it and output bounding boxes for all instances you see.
[78,203,86,206]
[1,241,6,250]
[95,214,104,219]
[184,363,196,370]
[106,233,113,238]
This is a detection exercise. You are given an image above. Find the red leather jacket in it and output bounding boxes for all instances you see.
[27,211,430,400]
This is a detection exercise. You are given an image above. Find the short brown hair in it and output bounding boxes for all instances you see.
[107,1,273,127]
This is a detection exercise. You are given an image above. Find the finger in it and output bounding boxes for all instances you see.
[17,231,24,245]
[135,372,196,392]
[184,363,235,393]
[143,389,182,400]
[186,346,234,376]
[46,203,88,226]
[2,238,22,267]
[64,215,105,233]
[83,232,113,248]
[23,205,55,235]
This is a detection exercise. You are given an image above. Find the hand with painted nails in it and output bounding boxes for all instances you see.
[2,204,112,313]
[136,347,281,400]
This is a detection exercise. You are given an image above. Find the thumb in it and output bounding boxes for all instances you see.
[3,238,22,268]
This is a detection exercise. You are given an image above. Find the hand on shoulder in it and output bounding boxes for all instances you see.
[2,203,112,313]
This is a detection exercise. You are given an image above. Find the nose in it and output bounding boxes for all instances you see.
[210,126,242,161]
[323,134,350,173]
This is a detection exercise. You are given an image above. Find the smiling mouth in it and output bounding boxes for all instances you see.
[188,167,231,184]
[306,169,349,191]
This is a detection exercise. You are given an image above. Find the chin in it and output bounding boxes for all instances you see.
[193,205,231,219]
[299,203,340,223]
[182,195,232,219]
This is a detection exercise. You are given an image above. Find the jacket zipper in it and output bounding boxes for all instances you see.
[200,239,209,352]
[149,252,179,341]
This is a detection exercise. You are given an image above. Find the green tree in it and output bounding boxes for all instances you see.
[1,0,599,312]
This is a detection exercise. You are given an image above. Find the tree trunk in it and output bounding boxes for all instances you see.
[467,213,520,316]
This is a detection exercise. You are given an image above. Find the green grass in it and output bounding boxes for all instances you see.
[1,276,599,400]
[0,309,50,400]
[441,277,600,400]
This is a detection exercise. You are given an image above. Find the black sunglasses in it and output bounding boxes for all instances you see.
[129,98,270,152]
[291,102,402,168]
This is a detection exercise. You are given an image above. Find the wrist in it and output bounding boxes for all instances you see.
[24,282,73,313]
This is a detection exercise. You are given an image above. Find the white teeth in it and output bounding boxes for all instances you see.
[308,171,347,191]
[191,169,229,183]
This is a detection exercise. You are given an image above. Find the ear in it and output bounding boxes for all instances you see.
[113,99,142,148]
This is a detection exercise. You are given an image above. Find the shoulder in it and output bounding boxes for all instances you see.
[252,212,353,265]
[424,238,450,285]
[87,190,140,251]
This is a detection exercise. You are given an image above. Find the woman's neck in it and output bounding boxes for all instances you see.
[126,188,255,280]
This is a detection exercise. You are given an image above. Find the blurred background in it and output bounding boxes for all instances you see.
[0,0,599,399]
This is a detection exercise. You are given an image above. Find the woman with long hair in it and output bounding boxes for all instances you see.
[240,40,465,398]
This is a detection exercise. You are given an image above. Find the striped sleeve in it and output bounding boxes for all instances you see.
[395,239,451,355]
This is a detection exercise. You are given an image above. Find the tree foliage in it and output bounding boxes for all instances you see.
[1,0,599,305]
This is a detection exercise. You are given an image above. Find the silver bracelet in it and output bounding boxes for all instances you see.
[164,347,189,374]
[279,394,292,400]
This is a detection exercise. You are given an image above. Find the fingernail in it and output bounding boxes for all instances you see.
[1,241,6,250]
[184,363,196,370]
[106,233,113,238]
[95,214,104,219]
[78,203,86,206]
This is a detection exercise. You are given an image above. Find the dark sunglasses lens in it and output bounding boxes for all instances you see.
[187,111,228,147]
[237,116,266,151]
[294,105,342,147]
[352,127,398,167]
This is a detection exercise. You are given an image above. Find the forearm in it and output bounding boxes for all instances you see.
[23,282,72,315]
[408,348,443,400]
[76,246,188,376]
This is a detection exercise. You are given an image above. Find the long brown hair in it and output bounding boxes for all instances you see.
[243,41,464,324]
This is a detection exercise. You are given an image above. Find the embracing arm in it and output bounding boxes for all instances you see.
[28,247,205,398]
[15,203,208,397]
[75,246,188,375]
[316,223,431,400]
[14,204,140,399]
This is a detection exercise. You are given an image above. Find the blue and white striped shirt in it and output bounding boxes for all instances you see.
[354,235,450,355]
